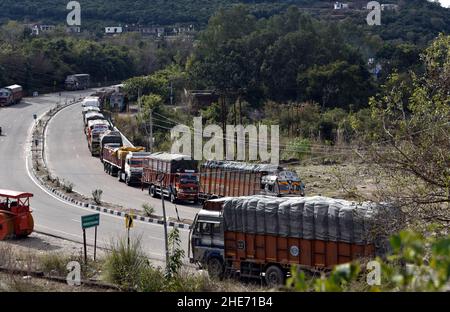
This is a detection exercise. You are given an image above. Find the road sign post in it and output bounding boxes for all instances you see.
[82,229,87,264]
[81,214,100,264]
[94,226,97,261]
[125,213,134,249]
[159,174,170,274]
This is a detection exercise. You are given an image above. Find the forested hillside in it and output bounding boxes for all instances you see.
[0,0,448,44]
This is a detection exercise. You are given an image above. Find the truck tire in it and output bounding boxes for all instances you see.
[265,265,285,287]
[207,257,224,279]
[125,175,130,186]
[117,171,123,182]
[170,193,177,204]
[149,185,158,198]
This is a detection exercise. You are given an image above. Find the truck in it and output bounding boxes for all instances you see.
[99,130,123,161]
[0,85,23,106]
[190,196,383,287]
[142,153,199,204]
[86,120,111,156]
[82,106,100,118]
[198,161,305,202]
[84,111,105,127]
[0,189,34,240]
[81,96,101,108]
[65,74,90,91]
[102,145,150,185]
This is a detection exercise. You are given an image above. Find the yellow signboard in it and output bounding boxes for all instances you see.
[125,213,134,229]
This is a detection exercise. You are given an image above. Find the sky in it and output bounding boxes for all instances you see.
[439,0,450,7]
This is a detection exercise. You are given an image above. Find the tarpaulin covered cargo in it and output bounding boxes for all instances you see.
[223,196,385,244]
[143,152,198,173]
[202,160,281,173]
[115,147,145,160]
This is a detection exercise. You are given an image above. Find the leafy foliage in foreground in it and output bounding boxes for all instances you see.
[288,230,450,292]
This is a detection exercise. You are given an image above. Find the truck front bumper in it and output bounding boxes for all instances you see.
[129,173,143,182]
[177,193,198,200]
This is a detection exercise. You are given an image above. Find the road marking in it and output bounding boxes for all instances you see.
[24,104,189,233]
[71,219,81,223]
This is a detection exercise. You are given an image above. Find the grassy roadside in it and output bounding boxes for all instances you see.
[0,236,262,293]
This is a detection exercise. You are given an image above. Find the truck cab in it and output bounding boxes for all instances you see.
[189,200,225,277]
[87,120,110,156]
[171,171,199,203]
[261,170,305,196]
[0,88,12,106]
[121,152,151,185]
[0,85,23,106]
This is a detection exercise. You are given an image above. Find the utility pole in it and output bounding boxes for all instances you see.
[159,173,170,274]
[149,108,153,152]
[170,81,173,106]
[138,87,142,110]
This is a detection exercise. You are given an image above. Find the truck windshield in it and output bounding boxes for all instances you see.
[130,159,144,166]
[180,174,198,184]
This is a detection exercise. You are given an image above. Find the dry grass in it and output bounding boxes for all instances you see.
[292,163,377,200]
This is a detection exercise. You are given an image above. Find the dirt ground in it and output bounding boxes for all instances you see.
[0,232,105,258]
[292,163,377,200]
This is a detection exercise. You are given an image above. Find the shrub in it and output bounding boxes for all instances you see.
[104,238,148,290]
[167,228,185,278]
[138,266,166,292]
[287,229,450,292]
[92,189,103,205]
[282,137,312,161]
[39,253,72,277]
[62,180,74,193]
[142,203,155,217]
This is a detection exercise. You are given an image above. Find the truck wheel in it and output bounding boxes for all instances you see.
[125,175,130,186]
[170,193,177,204]
[149,185,158,198]
[265,265,285,288]
[207,257,224,279]
[117,171,123,182]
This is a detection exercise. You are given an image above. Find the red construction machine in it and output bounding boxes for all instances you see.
[0,190,34,240]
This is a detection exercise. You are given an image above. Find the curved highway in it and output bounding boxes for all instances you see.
[0,91,189,263]
[45,101,201,221]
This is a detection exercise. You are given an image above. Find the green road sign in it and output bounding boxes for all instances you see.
[81,214,100,229]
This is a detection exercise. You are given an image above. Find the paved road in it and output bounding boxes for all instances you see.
[45,102,201,221]
[0,91,190,263]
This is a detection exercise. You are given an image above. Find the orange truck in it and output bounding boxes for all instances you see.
[141,153,199,204]
[0,190,34,240]
[189,196,383,286]
[198,161,305,202]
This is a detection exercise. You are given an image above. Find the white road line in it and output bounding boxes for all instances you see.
[24,105,188,233]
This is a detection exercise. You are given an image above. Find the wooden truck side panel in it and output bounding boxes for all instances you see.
[224,231,374,270]
[142,158,175,186]
[103,146,123,168]
[200,167,262,198]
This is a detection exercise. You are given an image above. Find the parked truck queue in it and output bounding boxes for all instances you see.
[79,96,307,207]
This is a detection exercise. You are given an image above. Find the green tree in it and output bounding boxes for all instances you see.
[368,34,450,227]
